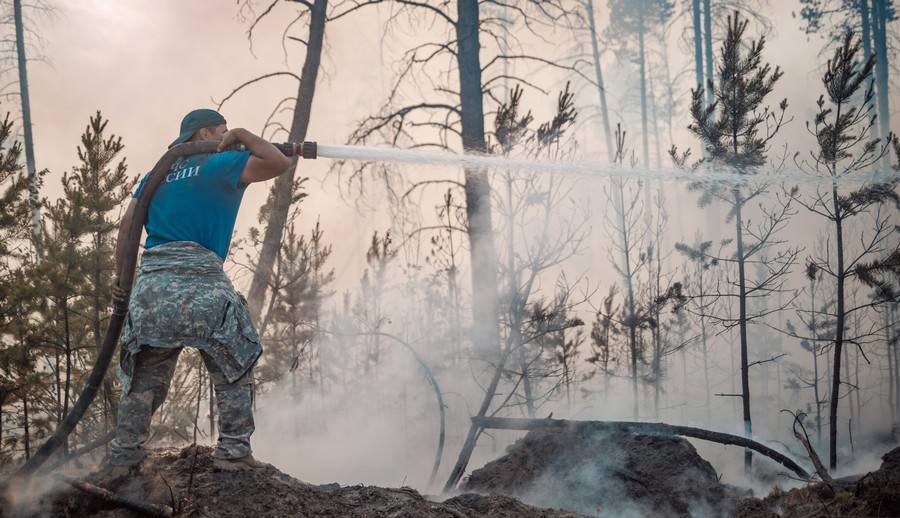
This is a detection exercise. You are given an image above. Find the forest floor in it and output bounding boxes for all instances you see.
[460,422,900,518]
[5,429,900,517]
[736,445,900,517]
[17,445,586,518]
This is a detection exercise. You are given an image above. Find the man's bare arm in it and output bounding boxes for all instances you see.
[217,128,292,184]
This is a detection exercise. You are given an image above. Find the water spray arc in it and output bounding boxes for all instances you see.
[315,143,896,186]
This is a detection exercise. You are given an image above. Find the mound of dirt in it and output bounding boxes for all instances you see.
[33,446,586,517]
[737,446,900,518]
[463,424,743,517]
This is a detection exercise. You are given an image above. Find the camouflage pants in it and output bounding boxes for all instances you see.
[108,345,255,466]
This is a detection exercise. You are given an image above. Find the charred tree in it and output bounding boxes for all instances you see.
[228,0,329,324]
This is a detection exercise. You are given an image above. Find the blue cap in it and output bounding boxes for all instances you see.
[170,109,227,148]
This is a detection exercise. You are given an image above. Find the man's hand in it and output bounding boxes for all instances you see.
[112,275,130,306]
[217,129,245,152]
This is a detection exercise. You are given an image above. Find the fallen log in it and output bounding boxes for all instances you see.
[471,416,810,480]
[55,475,173,518]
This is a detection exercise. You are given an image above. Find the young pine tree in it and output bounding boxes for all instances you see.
[0,111,43,462]
[71,112,132,433]
[672,12,795,473]
[793,32,897,470]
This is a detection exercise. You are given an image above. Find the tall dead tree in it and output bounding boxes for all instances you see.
[336,0,588,492]
[227,0,329,324]
[605,125,647,418]
[605,0,674,168]
[581,0,614,159]
[0,0,53,250]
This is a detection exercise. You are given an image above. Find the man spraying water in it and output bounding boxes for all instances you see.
[107,109,293,474]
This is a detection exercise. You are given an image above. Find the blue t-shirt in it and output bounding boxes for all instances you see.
[133,150,251,260]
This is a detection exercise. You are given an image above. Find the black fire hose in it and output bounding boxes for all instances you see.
[15,140,316,478]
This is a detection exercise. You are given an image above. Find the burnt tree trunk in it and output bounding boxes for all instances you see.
[13,0,40,248]
[246,0,327,323]
[585,0,614,158]
[702,0,714,107]
[828,187,845,470]
[443,0,502,492]
[871,0,891,148]
[734,190,753,473]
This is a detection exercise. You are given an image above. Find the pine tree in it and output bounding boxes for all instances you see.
[586,286,621,402]
[70,112,131,434]
[36,171,90,452]
[258,218,334,391]
[799,0,896,147]
[792,32,897,469]
[0,110,39,461]
[671,12,795,473]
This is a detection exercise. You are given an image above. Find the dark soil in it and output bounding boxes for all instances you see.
[14,446,587,517]
[463,424,745,517]
[737,446,900,518]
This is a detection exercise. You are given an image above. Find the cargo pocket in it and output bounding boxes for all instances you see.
[208,295,262,383]
[118,314,139,396]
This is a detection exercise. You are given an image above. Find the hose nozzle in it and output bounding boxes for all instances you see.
[273,141,317,159]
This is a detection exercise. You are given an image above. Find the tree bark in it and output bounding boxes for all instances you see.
[585,0,614,159]
[13,0,40,249]
[692,0,704,97]
[246,0,327,323]
[22,390,29,459]
[638,0,650,167]
[871,0,891,148]
[734,191,753,473]
[702,0,714,107]
[442,0,502,493]
[829,187,845,470]
[860,0,873,96]
[63,299,71,453]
